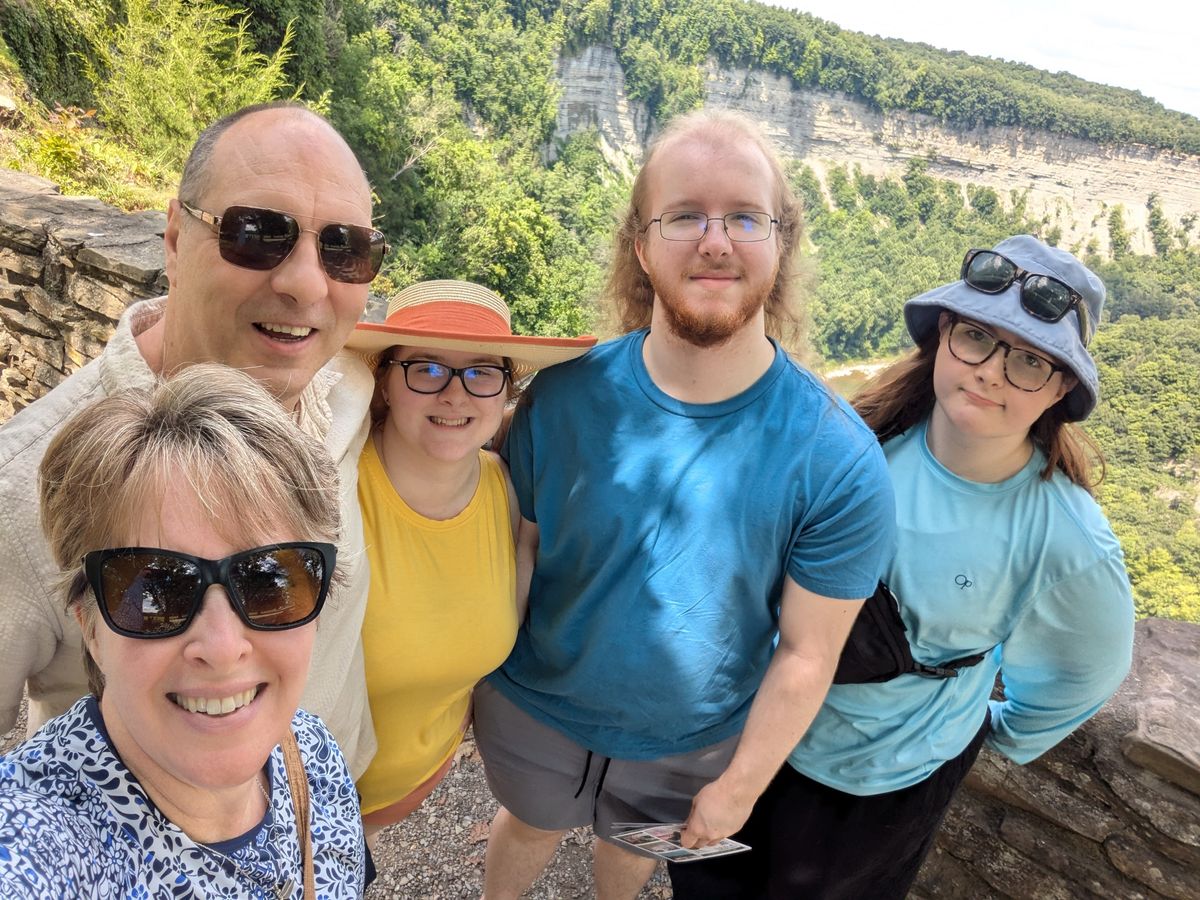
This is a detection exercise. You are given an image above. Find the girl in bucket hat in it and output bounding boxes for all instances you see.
[672,236,1134,899]
[344,281,594,843]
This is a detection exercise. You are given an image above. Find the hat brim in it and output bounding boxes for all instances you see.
[904,281,1098,421]
[345,323,597,381]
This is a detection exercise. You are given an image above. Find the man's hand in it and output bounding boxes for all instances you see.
[678,775,755,848]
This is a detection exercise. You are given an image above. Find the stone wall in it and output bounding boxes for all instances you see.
[555,46,1200,255]
[916,618,1199,900]
[0,171,166,420]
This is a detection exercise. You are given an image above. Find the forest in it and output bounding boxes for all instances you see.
[1,0,1198,622]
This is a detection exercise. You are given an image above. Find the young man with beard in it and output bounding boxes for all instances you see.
[0,103,385,776]
[473,109,897,899]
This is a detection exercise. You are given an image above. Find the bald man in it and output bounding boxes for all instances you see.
[0,103,385,776]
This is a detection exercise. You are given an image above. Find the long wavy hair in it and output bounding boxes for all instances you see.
[605,108,809,351]
[853,324,1104,491]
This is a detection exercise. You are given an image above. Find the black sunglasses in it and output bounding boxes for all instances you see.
[180,202,388,284]
[961,249,1093,345]
[82,542,337,639]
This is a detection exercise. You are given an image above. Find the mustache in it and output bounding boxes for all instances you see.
[685,264,742,277]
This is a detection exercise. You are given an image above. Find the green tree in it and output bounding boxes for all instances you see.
[1108,205,1132,259]
[1146,193,1174,256]
[82,0,293,171]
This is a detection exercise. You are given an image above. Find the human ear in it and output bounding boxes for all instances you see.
[73,603,101,667]
[164,199,183,288]
[1052,372,1079,402]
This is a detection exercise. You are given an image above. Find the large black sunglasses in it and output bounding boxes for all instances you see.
[961,249,1092,345]
[180,202,388,285]
[82,543,336,639]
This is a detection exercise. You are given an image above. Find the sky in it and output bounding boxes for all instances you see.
[768,0,1200,119]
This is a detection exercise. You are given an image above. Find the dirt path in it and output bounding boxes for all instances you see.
[367,735,671,898]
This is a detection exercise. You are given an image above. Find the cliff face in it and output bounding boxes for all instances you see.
[555,46,1200,255]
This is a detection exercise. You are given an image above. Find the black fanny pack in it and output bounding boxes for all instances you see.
[833,581,989,684]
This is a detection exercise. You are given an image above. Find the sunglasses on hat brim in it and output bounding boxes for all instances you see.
[83,542,336,639]
[181,202,387,285]
[961,249,1093,346]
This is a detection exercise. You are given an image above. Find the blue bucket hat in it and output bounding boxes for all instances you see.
[904,235,1104,421]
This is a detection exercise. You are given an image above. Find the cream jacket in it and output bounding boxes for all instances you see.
[0,297,378,777]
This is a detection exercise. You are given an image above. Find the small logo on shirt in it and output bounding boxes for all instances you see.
[955,574,974,590]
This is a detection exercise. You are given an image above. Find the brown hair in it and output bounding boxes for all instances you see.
[853,326,1104,491]
[605,108,809,350]
[39,364,342,696]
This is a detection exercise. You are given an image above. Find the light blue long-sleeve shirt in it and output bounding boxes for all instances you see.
[788,417,1134,795]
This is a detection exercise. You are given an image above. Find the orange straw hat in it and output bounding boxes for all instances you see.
[347,280,597,379]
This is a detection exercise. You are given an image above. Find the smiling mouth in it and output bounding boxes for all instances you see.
[169,685,260,717]
[429,416,471,427]
[256,322,313,341]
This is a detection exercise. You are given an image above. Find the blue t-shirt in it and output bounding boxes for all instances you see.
[0,697,366,897]
[495,329,895,759]
[788,418,1135,794]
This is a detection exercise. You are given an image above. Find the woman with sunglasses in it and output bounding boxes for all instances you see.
[670,235,1134,899]
[345,281,594,844]
[0,365,365,897]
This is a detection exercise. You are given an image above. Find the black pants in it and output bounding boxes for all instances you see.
[669,712,990,900]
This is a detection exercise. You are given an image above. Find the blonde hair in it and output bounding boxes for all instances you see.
[605,108,809,349]
[39,364,342,696]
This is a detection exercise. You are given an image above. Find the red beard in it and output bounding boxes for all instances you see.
[652,264,772,348]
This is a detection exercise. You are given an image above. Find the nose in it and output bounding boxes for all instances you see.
[438,371,473,403]
[974,347,1007,385]
[182,586,253,668]
[269,229,329,306]
[696,218,733,257]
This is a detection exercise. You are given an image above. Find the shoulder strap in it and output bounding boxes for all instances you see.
[282,731,315,898]
[911,650,990,679]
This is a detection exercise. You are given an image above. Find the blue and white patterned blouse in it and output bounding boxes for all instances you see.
[0,696,365,898]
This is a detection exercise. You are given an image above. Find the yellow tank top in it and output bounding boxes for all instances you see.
[355,440,517,813]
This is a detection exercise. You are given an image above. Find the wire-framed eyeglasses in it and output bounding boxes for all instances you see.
[389,359,511,397]
[644,211,778,243]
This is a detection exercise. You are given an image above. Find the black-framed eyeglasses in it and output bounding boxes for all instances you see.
[945,315,1066,392]
[82,542,337,639]
[180,202,388,284]
[961,248,1093,345]
[644,211,779,243]
[389,359,511,397]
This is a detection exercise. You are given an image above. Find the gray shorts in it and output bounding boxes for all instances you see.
[473,680,739,843]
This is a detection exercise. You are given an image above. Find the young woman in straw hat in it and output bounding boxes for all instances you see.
[345,280,594,843]
[670,236,1134,899]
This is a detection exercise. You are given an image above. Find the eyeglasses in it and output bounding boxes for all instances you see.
[945,316,1066,392]
[83,543,336,639]
[389,359,512,397]
[180,203,388,284]
[645,211,778,243]
[961,249,1092,345]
